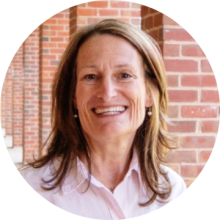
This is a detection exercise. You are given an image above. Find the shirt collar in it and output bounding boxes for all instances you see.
[48,148,142,195]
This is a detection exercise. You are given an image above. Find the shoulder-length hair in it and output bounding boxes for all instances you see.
[28,19,175,206]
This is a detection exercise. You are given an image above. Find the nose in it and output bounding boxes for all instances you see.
[96,77,117,102]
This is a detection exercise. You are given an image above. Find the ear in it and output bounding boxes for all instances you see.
[145,96,153,108]
[145,90,153,108]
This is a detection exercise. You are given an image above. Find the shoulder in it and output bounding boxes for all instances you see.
[19,164,51,191]
[161,165,187,200]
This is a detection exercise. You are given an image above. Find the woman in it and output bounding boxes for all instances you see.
[20,19,186,219]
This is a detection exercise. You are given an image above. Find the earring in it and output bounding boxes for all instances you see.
[147,107,152,116]
[74,114,78,118]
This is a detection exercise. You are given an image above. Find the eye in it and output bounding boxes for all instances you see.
[118,72,133,80]
[83,74,97,80]
[121,73,131,78]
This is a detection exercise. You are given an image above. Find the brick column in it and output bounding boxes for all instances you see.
[4,66,13,137]
[141,7,164,49]
[1,77,6,134]
[12,45,24,148]
[70,6,77,38]
[40,9,70,147]
[141,5,219,187]
[23,28,40,161]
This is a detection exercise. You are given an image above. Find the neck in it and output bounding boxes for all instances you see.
[81,133,135,192]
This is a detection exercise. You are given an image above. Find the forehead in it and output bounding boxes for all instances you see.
[76,34,143,66]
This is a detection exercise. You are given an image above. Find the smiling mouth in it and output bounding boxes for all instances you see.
[92,106,127,115]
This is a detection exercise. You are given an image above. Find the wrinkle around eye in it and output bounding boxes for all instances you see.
[81,73,99,83]
[117,72,136,82]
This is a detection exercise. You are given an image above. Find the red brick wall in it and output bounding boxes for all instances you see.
[12,45,24,147]
[141,6,163,45]
[39,9,70,147]
[4,66,13,136]
[1,79,6,130]
[1,2,219,188]
[23,28,40,161]
[70,0,141,37]
[142,5,219,186]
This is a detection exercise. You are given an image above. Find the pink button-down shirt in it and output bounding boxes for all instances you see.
[20,151,186,219]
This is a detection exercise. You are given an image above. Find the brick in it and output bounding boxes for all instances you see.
[168,121,196,132]
[149,7,158,14]
[58,20,69,25]
[53,13,65,19]
[181,136,216,148]
[58,43,68,48]
[154,13,163,27]
[181,75,201,87]
[168,105,179,118]
[181,105,217,118]
[141,5,149,17]
[181,165,204,178]
[50,60,60,66]
[142,16,153,30]
[200,121,219,133]
[163,15,179,26]
[88,1,108,8]
[164,59,198,72]
[163,44,179,57]
[99,9,119,16]
[116,17,130,23]
[166,150,197,163]
[50,37,65,42]
[182,45,205,57]
[201,90,219,102]
[132,3,141,9]
[50,25,64,31]
[168,90,198,102]
[77,8,98,16]
[43,66,55,72]
[110,1,130,8]
[163,29,194,41]
[42,55,56,60]
[148,29,161,42]
[121,10,140,17]
[42,30,56,37]
[42,42,57,48]
[50,48,65,54]
[88,17,102,25]
[199,150,212,163]
[77,3,86,8]
[167,75,179,87]
[42,37,49,42]
[201,75,217,87]
[181,75,217,87]
[77,17,87,25]
[201,60,213,72]
[43,19,57,25]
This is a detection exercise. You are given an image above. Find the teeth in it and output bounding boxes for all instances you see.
[94,106,126,115]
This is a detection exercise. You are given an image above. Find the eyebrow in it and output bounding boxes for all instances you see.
[80,63,134,70]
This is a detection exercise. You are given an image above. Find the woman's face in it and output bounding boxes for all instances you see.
[75,34,152,141]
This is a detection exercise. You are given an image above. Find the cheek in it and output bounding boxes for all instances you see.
[129,89,146,121]
[75,84,88,106]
